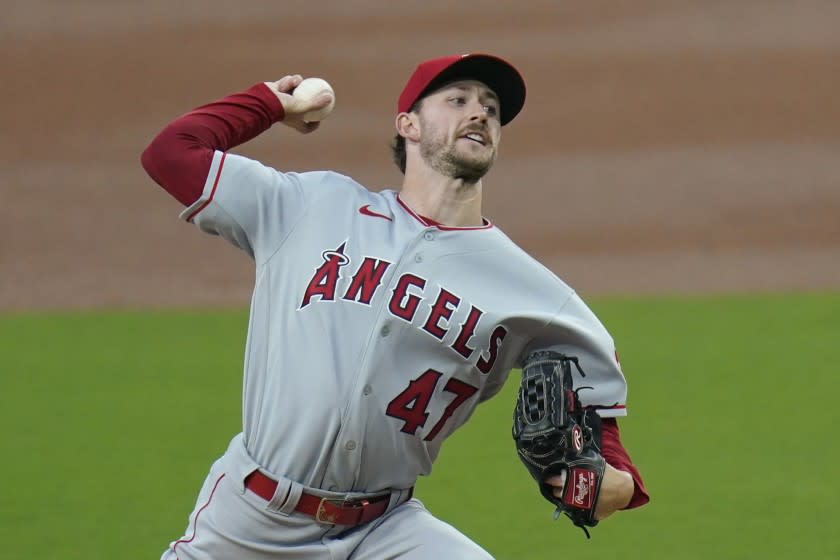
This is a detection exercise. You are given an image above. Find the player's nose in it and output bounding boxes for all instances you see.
[466,101,489,122]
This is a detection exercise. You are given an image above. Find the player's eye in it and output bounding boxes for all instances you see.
[449,96,466,106]
[483,105,499,118]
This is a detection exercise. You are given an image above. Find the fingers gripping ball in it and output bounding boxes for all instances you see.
[512,350,606,538]
[292,77,336,123]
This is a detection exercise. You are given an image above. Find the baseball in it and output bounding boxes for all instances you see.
[292,77,336,123]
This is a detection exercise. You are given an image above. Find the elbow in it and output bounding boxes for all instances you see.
[140,142,154,175]
[140,134,167,184]
[138,129,210,207]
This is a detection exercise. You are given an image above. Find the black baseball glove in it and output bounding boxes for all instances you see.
[512,350,606,538]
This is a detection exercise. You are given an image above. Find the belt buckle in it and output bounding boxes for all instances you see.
[315,497,342,524]
[315,496,369,525]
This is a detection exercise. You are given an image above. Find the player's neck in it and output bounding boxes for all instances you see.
[400,168,483,227]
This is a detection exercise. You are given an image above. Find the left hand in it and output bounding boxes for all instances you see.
[547,462,633,521]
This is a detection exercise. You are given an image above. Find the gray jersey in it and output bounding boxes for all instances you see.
[181,150,628,494]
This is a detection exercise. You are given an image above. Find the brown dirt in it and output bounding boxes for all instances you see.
[2,1,839,311]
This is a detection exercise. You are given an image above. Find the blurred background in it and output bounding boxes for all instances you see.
[2,3,840,559]
[2,0,839,311]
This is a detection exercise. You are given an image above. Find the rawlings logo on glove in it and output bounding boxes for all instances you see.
[567,468,596,508]
[512,350,606,538]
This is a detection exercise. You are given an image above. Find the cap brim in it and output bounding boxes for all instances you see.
[421,54,526,126]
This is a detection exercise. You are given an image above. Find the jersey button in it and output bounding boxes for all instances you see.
[363,384,372,396]
[414,253,424,263]
[345,440,357,451]
[423,231,435,241]
[380,325,390,337]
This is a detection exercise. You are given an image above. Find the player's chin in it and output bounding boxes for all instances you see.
[465,153,496,174]
[456,143,496,165]
[453,159,494,183]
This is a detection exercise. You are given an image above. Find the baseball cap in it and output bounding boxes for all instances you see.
[397,53,526,126]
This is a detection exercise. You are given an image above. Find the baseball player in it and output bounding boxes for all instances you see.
[141,53,649,559]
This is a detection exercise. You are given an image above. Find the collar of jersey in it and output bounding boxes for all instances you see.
[396,194,494,231]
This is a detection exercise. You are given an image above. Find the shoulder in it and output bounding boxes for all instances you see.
[298,170,364,189]
[223,157,367,193]
[490,226,574,291]
[288,170,377,198]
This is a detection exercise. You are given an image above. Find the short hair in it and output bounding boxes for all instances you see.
[390,135,407,175]
[390,99,423,175]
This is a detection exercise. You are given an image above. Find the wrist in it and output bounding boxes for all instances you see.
[256,82,286,121]
[595,465,634,520]
[613,469,634,508]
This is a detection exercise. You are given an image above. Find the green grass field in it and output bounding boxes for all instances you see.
[1,293,838,559]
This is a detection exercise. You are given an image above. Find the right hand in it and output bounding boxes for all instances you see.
[547,462,633,521]
[264,75,334,134]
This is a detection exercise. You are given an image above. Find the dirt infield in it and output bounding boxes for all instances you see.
[2,1,839,310]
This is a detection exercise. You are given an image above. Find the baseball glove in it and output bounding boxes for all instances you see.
[512,350,606,538]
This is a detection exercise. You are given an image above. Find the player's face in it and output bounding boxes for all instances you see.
[417,80,502,182]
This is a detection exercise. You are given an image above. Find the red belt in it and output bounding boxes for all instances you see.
[244,470,411,527]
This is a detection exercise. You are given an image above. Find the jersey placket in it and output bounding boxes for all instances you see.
[320,225,433,491]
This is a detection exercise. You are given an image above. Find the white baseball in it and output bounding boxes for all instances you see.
[292,77,336,123]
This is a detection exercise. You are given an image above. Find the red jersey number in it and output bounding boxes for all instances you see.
[386,369,478,441]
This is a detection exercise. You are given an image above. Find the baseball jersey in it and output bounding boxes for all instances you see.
[181,150,629,494]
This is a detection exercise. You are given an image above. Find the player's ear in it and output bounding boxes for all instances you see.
[395,112,420,143]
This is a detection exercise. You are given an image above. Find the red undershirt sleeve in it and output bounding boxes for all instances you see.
[600,418,650,509]
[140,83,285,206]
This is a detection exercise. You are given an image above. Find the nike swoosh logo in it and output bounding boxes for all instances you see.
[359,204,393,221]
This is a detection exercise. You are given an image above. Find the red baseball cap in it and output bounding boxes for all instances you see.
[397,54,526,126]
